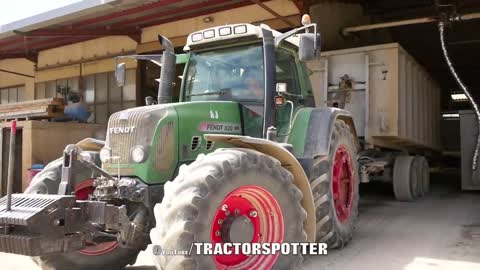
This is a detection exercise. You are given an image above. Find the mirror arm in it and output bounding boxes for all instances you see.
[116,54,163,67]
[274,24,317,47]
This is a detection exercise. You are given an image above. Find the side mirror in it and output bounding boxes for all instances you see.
[115,62,126,87]
[145,96,155,106]
[299,33,321,61]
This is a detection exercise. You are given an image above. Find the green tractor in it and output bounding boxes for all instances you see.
[0,16,359,270]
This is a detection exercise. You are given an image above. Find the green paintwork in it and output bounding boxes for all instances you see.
[174,101,243,162]
[104,101,243,185]
[286,108,313,157]
[105,42,318,185]
[104,106,179,184]
[176,53,189,64]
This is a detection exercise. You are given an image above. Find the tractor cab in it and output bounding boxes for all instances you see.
[180,22,320,139]
[115,20,320,140]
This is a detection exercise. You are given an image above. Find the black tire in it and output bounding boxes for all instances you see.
[309,120,359,248]
[412,156,425,198]
[417,156,430,195]
[33,248,140,270]
[393,155,416,201]
[151,148,307,270]
[25,155,141,270]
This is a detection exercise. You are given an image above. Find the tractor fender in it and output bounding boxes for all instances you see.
[204,134,316,243]
[302,107,359,158]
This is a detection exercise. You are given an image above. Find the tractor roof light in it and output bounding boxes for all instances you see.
[219,27,232,36]
[203,29,215,39]
[234,25,247,34]
[191,33,203,42]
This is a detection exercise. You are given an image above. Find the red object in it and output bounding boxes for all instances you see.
[11,120,16,135]
[74,179,119,256]
[210,185,284,269]
[27,169,42,185]
[332,145,355,223]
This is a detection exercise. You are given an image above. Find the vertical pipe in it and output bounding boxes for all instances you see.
[261,28,276,139]
[157,35,176,104]
[6,120,16,211]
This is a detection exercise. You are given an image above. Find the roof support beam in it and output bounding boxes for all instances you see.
[0,68,34,78]
[249,0,296,28]
[14,28,141,37]
[0,52,37,63]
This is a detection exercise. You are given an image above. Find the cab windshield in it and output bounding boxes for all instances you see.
[183,44,264,103]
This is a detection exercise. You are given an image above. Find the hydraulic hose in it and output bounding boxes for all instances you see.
[439,21,480,170]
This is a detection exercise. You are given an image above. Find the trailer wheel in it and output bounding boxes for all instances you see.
[309,120,359,248]
[421,157,430,194]
[412,157,425,198]
[414,156,431,198]
[393,156,419,201]
[25,157,142,270]
[151,148,306,270]
[413,156,430,196]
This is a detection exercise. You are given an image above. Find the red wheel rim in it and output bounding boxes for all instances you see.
[210,185,284,269]
[332,145,355,223]
[74,180,119,256]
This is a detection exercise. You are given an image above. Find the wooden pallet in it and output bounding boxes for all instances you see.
[0,98,65,120]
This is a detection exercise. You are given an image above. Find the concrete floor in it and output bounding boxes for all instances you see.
[3,175,480,270]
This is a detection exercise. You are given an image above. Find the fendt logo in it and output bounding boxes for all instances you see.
[109,126,136,134]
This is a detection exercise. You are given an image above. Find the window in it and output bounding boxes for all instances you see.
[83,70,136,124]
[35,77,79,99]
[184,44,265,103]
[34,71,136,124]
[275,48,301,95]
[0,86,26,104]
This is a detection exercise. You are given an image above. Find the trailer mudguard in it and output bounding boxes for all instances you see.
[204,134,316,243]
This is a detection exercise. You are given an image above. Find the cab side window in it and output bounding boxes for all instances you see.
[275,49,301,95]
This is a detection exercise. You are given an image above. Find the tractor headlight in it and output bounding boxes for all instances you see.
[99,147,111,163]
[131,146,146,163]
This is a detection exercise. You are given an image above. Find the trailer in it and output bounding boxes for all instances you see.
[309,43,442,201]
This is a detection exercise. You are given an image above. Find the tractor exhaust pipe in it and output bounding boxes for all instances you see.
[157,35,176,104]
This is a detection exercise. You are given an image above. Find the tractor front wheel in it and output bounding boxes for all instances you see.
[25,156,142,270]
[151,148,307,270]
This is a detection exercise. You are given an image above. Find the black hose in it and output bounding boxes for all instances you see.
[438,21,480,170]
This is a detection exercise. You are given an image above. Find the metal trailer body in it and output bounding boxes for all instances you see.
[309,43,440,197]
[310,43,441,151]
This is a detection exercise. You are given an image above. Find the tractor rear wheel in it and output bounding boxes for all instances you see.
[151,148,306,270]
[25,156,142,270]
[309,120,359,248]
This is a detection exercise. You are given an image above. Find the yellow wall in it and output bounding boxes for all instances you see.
[18,0,300,93]
[0,58,35,100]
[38,36,138,69]
[35,58,137,83]
[141,0,300,44]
